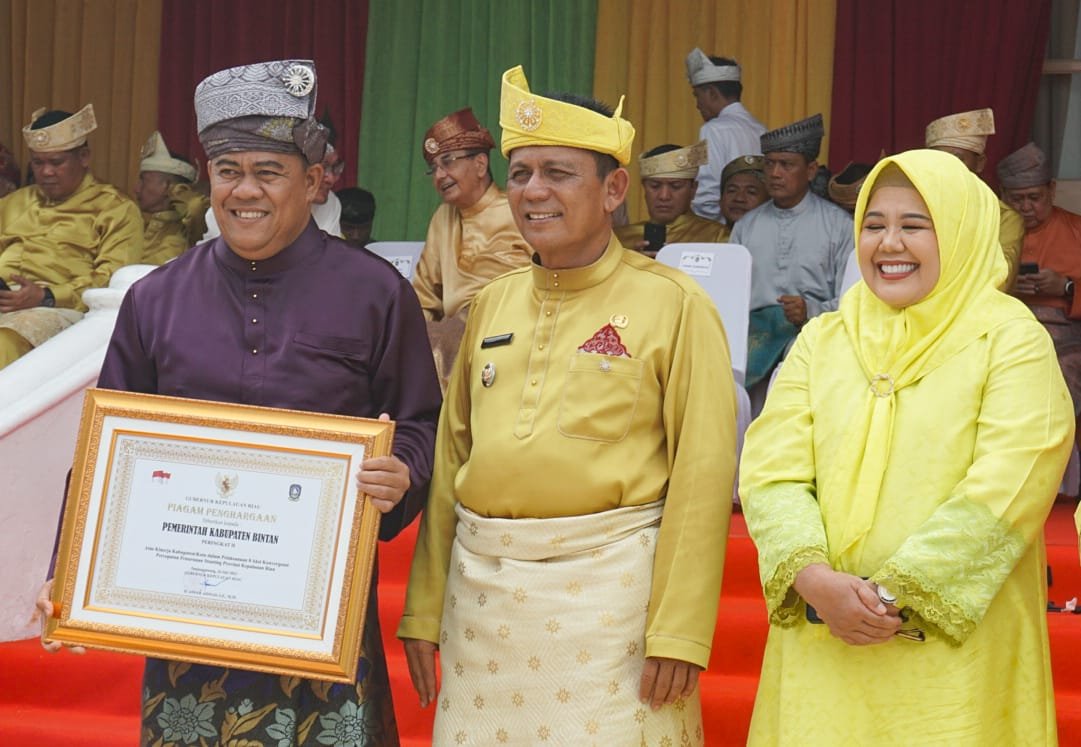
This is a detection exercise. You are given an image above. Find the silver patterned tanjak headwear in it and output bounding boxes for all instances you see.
[761,114,825,161]
[194,59,328,164]
[997,142,1053,189]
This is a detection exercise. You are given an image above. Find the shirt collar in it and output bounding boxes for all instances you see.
[530,233,623,292]
[460,181,500,219]
[769,189,813,216]
[212,218,324,278]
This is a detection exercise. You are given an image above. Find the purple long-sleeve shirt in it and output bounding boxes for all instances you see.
[97,220,442,540]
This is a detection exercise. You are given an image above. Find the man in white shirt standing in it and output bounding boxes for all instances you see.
[685,48,766,222]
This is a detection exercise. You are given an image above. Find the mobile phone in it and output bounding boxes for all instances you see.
[0,277,9,292]
[1019,262,1040,275]
[805,604,823,624]
[643,222,666,255]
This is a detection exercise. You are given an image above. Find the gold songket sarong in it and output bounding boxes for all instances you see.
[434,500,705,746]
[0,307,83,346]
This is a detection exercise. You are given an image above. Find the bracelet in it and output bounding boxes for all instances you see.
[1065,279,1075,299]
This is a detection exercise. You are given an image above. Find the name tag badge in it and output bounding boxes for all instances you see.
[481,333,514,349]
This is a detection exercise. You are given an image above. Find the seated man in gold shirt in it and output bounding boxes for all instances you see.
[925,107,1023,289]
[400,66,737,745]
[134,131,208,265]
[413,107,533,388]
[413,107,532,320]
[0,105,141,369]
[615,141,724,256]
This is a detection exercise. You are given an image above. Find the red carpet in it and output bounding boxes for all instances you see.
[3,501,1080,746]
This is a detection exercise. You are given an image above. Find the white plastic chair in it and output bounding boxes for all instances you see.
[366,241,425,281]
[656,242,753,503]
[656,243,752,386]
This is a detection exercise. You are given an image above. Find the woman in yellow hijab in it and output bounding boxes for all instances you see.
[740,149,1073,745]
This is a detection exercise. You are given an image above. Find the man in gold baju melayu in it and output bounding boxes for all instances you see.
[615,141,724,255]
[134,131,208,265]
[413,107,532,321]
[400,66,737,746]
[925,107,1023,291]
[0,105,141,369]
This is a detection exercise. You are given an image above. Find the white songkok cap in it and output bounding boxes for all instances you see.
[685,48,741,86]
[139,131,198,182]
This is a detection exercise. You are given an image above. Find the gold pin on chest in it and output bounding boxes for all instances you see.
[610,314,629,329]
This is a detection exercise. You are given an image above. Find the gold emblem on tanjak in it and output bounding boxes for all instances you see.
[424,137,440,154]
[515,99,543,132]
[610,314,629,329]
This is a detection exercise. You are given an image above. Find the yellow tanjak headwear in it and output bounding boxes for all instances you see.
[22,104,97,152]
[139,131,199,182]
[821,149,1029,569]
[639,141,707,179]
[499,65,635,165]
[925,107,995,155]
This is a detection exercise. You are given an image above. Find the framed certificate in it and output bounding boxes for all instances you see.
[46,388,392,683]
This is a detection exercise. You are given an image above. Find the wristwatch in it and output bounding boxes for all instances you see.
[39,287,56,308]
[875,584,897,606]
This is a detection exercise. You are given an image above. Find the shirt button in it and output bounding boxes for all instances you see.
[251,348,258,355]
[545,311,552,316]
[538,344,544,350]
[252,293,258,299]
[250,266,257,272]
[531,379,537,386]
[553,282,559,288]
[251,318,258,324]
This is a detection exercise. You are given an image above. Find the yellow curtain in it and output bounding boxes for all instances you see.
[594,0,836,222]
[0,0,161,196]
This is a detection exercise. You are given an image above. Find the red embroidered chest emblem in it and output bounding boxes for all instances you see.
[578,324,631,357]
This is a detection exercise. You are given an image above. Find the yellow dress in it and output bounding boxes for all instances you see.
[740,150,1073,746]
[614,210,727,251]
[412,182,532,321]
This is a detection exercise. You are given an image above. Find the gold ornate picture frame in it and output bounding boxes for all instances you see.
[46,388,391,683]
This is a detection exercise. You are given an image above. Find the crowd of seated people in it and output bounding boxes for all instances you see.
[2,48,1079,444]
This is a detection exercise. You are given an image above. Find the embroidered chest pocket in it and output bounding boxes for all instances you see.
[557,352,644,443]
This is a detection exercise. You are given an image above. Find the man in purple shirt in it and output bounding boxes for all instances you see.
[40,60,440,746]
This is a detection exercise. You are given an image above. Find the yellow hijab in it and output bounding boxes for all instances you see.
[825,149,1031,568]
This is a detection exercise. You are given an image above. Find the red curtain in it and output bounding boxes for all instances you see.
[829,0,1051,189]
[156,0,368,187]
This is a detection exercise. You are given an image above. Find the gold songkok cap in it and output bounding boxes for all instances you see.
[925,108,995,155]
[139,131,198,182]
[499,65,635,166]
[721,154,765,190]
[685,48,741,86]
[22,104,97,152]
[640,141,707,179]
[997,142,1052,189]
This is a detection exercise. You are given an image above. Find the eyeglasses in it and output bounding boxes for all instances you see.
[325,160,345,177]
[425,151,481,176]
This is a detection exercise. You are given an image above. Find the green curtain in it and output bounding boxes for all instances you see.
[358,0,597,241]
